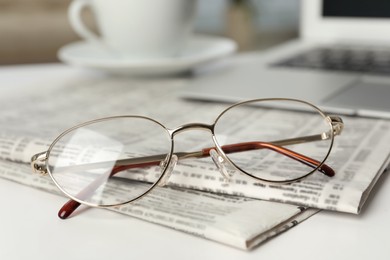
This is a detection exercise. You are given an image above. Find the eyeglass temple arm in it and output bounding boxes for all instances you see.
[106,116,343,177]
[51,132,336,182]
[109,132,338,177]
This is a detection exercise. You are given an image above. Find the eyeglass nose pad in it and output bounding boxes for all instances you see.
[209,149,234,185]
[158,154,178,187]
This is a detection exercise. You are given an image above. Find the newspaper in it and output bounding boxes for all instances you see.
[0,67,389,249]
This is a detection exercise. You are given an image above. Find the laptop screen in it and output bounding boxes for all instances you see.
[323,0,390,18]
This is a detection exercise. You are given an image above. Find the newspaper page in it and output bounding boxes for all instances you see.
[0,67,389,247]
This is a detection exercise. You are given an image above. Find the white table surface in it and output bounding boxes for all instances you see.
[0,64,389,260]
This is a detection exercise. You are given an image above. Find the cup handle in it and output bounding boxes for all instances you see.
[68,0,99,42]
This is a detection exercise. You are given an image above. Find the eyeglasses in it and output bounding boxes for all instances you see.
[31,98,343,219]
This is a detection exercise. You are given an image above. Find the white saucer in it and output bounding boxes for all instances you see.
[58,35,237,75]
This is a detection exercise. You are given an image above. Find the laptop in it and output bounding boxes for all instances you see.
[181,0,390,118]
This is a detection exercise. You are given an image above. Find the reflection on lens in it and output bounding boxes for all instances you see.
[47,116,172,207]
[213,99,333,182]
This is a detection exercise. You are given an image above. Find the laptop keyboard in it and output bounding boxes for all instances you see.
[272,46,390,75]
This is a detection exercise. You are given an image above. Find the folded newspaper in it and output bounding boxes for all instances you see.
[1,71,389,249]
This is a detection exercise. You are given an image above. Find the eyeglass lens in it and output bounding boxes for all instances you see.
[47,117,172,207]
[214,99,333,182]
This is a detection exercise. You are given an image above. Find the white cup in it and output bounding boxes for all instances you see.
[68,0,197,58]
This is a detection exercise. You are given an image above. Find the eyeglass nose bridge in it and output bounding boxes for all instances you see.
[170,122,214,136]
[167,122,235,184]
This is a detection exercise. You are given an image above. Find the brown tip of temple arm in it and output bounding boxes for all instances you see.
[58,199,81,219]
[202,142,335,177]
[317,163,335,177]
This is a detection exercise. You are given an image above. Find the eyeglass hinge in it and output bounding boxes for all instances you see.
[329,116,344,136]
[31,151,48,176]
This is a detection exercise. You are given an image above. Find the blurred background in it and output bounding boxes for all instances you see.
[0,0,300,65]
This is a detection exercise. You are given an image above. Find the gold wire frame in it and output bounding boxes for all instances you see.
[31,98,344,217]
